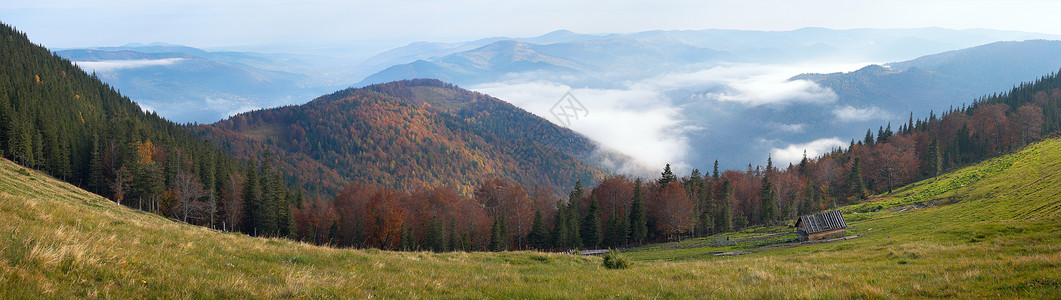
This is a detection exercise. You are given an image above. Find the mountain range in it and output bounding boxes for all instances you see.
[55,28,1061,173]
[57,44,357,124]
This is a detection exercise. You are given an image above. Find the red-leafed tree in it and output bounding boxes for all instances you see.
[653,182,695,240]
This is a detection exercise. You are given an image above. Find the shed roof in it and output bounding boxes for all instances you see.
[795,211,847,234]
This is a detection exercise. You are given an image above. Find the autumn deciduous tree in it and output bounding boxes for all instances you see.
[1015,105,1044,143]
[175,172,207,223]
[110,166,131,205]
[654,182,694,240]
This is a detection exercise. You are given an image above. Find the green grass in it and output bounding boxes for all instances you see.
[3,138,1061,298]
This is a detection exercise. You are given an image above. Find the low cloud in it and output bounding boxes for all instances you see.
[75,58,185,72]
[472,62,872,175]
[770,137,848,166]
[636,63,862,107]
[471,81,692,176]
[832,105,892,122]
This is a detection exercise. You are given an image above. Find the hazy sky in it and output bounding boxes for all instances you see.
[3,0,1060,50]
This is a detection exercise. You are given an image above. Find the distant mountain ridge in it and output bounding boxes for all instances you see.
[356,27,1061,88]
[194,79,618,197]
[794,40,1061,114]
[56,45,356,124]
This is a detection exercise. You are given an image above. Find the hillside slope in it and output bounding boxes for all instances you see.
[193,79,616,196]
[4,137,1060,298]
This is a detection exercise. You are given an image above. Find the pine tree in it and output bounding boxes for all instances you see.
[864,129,875,146]
[628,178,648,245]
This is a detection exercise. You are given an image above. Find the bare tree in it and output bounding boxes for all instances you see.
[222,174,243,231]
[175,172,207,223]
[110,166,132,205]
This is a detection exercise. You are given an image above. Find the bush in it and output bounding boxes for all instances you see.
[602,250,630,269]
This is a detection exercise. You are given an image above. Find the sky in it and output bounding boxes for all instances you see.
[4,0,1061,174]
[2,0,1060,51]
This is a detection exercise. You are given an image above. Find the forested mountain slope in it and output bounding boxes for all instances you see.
[0,22,295,238]
[194,79,614,197]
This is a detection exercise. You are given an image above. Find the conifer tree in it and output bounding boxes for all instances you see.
[712,160,720,180]
[240,164,261,235]
[527,210,549,250]
[845,157,866,201]
[926,139,943,180]
[426,216,446,252]
[490,215,508,251]
[401,223,416,251]
[759,175,777,225]
[581,197,602,248]
[448,217,460,251]
[628,178,648,245]
[716,179,733,232]
[550,201,569,248]
[658,164,676,188]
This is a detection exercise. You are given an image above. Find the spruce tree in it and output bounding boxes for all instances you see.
[581,198,602,248]
[759,175,777,225]
[240,164,261,235]
[426,216,446,252]
[490,215,508,251]
[716,179,734,232]
[628,178,648,245]
[550,202,569,248]
[712,160,720,180]
[658,164,676,187]
[401,223,416,251]
[845,157,866,201]
[527,210,549,250]
[448,217,460,251]
[926,139,942,180]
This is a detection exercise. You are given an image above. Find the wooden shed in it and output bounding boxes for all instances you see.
[795,211,847,242]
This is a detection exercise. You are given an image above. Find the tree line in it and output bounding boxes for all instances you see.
[291,69,1061,252]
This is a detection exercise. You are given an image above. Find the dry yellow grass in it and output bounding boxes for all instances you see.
[2,138,1061,298]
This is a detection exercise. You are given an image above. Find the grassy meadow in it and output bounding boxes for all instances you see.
[2,139,1061,298]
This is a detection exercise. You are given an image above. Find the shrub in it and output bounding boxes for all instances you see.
[602,250,630,269]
